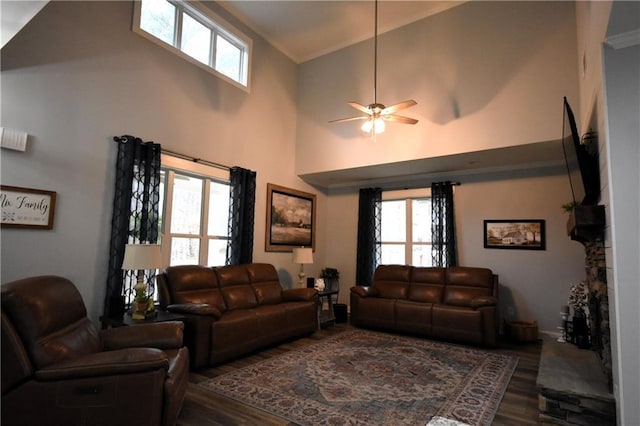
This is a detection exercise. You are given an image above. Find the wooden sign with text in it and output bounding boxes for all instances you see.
[1,185,56,229]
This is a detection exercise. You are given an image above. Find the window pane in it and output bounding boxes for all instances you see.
[140,0,175,45]
[208,181,230,236]
[412,245,433,267]
[170,237,200,265]
[216,35,241,81]
[381,200,405,242]
[381,244,405,265]
[208,239,227,266]
[158,170,166,234]
[182,13,211,65]
[412,198,432,242]
[170,174,202,234]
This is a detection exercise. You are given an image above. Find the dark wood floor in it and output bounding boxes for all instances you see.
[177,323,541,425]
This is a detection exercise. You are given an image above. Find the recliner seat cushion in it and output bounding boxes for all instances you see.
[431,304,483,345]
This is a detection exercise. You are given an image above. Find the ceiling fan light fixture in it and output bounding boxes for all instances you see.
[361,116,385,134]
[329,0,417,135]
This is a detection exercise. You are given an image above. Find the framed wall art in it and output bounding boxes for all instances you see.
[1,185,57,229]
[266,183,316,252]
[483,219,545,250]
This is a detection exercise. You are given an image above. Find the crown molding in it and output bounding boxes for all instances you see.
[605,29,640,50]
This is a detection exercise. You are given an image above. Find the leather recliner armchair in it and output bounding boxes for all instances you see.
[1,276,189,426]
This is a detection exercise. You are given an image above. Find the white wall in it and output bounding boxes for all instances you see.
[296,1,579,176]
[603,43,640,426]
[324,167,586,334]
[0,1,320,322]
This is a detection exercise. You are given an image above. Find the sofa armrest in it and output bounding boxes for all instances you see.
[167,303,222,319]
[350,286,378,297]
[470,296,497,309]
[282,288,317,302]
[35,348,168,381]
[101,321,184,350]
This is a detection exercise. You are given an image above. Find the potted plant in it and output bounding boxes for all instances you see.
[133,282,152,317]
[562,201,579,212]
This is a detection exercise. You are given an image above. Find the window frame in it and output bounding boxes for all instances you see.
[160,154,231,267]
[380,188,432,266]
[132,0,252,92]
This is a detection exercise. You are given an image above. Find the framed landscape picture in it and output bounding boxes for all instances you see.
[483,219,545,250]
[266,183,316,252]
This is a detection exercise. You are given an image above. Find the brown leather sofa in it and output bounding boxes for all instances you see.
[157,263,318,369]
[350,265,499,347]
[1,275,189,426]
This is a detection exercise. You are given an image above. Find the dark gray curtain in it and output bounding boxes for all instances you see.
[104,135,161,321]
[431,181,457,267]
[226,167,256,265]
[356,187,382,286]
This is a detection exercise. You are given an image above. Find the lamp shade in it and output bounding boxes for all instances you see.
[121,244,163,270]
[292,247,313,264]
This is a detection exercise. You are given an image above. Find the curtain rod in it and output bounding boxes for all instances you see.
[160,148,230,172]
[113,136,230,172]
[381,182,461,191]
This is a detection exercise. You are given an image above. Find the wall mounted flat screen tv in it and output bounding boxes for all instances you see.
[561,97,600,205]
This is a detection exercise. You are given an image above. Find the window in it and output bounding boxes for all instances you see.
[380,189,432,267]
[159,155,230,267]
[133,0,252,90]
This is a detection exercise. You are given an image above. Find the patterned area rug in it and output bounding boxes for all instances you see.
[199,329,518,426]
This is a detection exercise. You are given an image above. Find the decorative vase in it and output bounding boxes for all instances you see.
[134,301,149,314]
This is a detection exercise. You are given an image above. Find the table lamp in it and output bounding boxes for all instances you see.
[292,247,313,288]
[122,243,163,317]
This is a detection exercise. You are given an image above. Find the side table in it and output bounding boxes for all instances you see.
[101,310,186,328]
[316,289,338,329]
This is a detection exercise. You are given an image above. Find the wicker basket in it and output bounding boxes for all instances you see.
[506,320,538,342]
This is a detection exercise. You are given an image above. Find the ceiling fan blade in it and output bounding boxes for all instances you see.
[383,114,419,125]
[328,116,369,124]
[348,102,373,115]
[381,99,417,115]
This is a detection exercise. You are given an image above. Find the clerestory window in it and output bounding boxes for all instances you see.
[133,0,252,90]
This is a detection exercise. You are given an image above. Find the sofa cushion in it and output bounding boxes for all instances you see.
[247,264,283,305]
[408,267,446,303]
[165,266,226,312]
[372,265,411,299]
[431,304,483,345]
[443,267,494,307]
[216,265,258,310]
[395,300,432,334]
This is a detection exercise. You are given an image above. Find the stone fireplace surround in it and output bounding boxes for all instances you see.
[536,205,616,425]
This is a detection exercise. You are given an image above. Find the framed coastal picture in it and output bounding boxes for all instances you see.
[1,185,57,229]
[483,219,545,250]
[266,183,316,252]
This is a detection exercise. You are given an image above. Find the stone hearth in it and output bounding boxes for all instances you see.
[537,335,615,425]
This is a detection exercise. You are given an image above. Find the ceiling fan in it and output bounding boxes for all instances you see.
[329,0,418,135]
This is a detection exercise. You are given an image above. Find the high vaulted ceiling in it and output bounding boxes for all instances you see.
[218,1,466,63]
